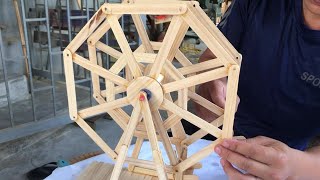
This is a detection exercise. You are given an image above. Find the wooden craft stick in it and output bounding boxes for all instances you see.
[163,67,228,93]
[132,167,174,179]
[222,65,240,138]
[134,53,157,63]
[128,138,144,171]
[63,50,77,120]
[182,116,224,146]
[152,111,179,165]
[78,97,130,119]
[67,8,105,53]
[149,16,189,79]
[88,14,123,45]
[188,90,224,116]
[125,157,173,173]
[175,139,222,172]
[76,117,117,160]
[107,15,142,78]
[162,99,222,138]
[96,41,122,59]
[73,54,129,86]
[131,14,154,53]
[163,114,181,130]
[88,44,100,95]
[191,4,241,64]
[141,94,168,180]
[178,59,223,75]
[102,3,187,15]
[174,50,193,67]
[178,88,188,110]
[111,102,141,180]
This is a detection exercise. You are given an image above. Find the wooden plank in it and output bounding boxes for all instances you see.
[73,54,129,86]
[163,67,228,93]
[182,116,224,146]
[107,15,142,78]
[76,117,117,160]
[149,16,189,79]
[161,99,222,138]
[222,65,240,138]
[175,139,221,172]
[63,50,77,120]
[102,3,187,15]
[78,97,130,119]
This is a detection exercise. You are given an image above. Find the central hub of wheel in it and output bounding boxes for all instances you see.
[127,76,164,110]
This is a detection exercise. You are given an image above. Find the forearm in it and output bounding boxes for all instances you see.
[290,146,320,179]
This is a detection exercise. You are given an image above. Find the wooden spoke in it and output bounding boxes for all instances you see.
[161,99,222,138]
[178,59,223,75]
[163,67,228,93]
[175,139,221,172]
[75,117,117,160]
[188,90,224,116]
[73,54,129,86]
[149,16,189,79]
[107,15,142,78]
[96,41,122,59]
[131,14,154,53]
[182,116,224,146]
[78,97,130,119]
[88,44,100,95]
[111,101,142,180]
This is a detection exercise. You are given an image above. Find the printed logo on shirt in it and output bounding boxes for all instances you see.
[301,72,320,88]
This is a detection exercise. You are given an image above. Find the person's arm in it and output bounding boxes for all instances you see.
[214,136,320,180]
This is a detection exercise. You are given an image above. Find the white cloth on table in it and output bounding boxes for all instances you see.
[46,139,227,180]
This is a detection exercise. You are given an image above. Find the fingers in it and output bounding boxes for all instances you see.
[220,139,279,165]
[245,136,277,146]
[216,145,271,179]
[221,159,261,180]
[208,80,226,108]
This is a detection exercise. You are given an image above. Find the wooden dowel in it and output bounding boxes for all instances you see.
[163,67,228,93]
[73,54,129,86]
[222,65,240,138]
[162,99,222,138]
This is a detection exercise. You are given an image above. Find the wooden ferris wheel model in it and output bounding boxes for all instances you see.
[63,0,242,179]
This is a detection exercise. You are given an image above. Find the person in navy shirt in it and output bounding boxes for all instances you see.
[196,0,320,179]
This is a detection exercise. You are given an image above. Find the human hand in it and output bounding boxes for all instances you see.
[195,78,240,122]
[214,136,298,180]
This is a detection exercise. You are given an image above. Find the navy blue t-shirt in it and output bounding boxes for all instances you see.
[218,0,320,150]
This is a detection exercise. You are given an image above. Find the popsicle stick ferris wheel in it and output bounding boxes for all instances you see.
[63,0,242,179]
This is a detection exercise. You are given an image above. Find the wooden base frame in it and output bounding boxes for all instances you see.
[64,0,242,179]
